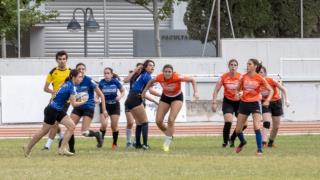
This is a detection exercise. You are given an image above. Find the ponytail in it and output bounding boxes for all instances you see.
[65,69,80,82]
[248,58,263,73]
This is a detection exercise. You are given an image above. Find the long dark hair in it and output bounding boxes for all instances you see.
[65,69,81,82]
[260,66,267,75]
[248,58,263,73]
[141,59,155,73]
[104,67,120,80]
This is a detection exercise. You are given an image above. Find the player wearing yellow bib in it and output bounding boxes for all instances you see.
[42,51,71,150]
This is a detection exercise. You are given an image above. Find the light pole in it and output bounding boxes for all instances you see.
[67,8,99,57]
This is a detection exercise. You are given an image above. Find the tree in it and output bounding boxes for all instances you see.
[126,0,186,57]
[232,0,273,37]
[184,0,320,41]
[184,0,273,43]
[269,0,320,37]
[0,0,57,57]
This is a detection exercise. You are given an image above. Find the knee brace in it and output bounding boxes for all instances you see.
[263,121,271,129]
[82,130,90,137]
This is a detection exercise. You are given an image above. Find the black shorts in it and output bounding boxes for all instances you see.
[71,107,95,119]
[222,98,240,117]
[125,92,143,110]
[262,99,283,116]
[100,102,120,115]
[125,100,146,112]
[44,106,67,125]
[160,93,183,105]
[62,103,70,113]
[238,101,261,116]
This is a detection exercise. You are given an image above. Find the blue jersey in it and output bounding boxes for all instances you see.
[50,80,76,111]
[131,71,152,93]
[129,73,140,90]
[75,75,97,109]
[99,78,123,104]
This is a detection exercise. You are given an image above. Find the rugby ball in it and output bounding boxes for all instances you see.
[75,92,88,102]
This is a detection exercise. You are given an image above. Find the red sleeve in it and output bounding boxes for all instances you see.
[155,74,162,83]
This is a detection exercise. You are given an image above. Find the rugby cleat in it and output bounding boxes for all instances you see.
[235,140,247,153]
[58,148,75,156]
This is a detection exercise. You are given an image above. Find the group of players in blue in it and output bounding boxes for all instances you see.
[23,50,289,157]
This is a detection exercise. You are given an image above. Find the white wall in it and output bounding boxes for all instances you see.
[221,39,320,75]
[0,57,225,76]
[0,76,187,124]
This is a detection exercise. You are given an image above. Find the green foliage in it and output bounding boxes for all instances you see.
[232,0,273,37]
[127,0,187,20]
[184,0,320,42]
[0,0,58,45]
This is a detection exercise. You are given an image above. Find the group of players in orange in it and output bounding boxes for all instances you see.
[23,50,289,157]
[212,58,289,155]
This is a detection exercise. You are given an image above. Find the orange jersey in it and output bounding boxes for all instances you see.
[219,72,242,101]
[240,73,268,102]
[155,72,184,97]
[261,77,280,101]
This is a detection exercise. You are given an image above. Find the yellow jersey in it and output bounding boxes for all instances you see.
[46,66,71,97]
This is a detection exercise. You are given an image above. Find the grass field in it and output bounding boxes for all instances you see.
[0,135,319,179]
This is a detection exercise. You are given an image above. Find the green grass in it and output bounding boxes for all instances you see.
[0,135,320,180]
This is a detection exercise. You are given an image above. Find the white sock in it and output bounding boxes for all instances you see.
[45,138,53,148]
[164,136,173,146]
[58,132,64,139]
[126,129,132,143]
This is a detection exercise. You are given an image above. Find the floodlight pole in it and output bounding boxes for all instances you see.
[17,0,21,58]
[225,0,235,38]
[300,0,304,38]
[202,0,216,57]
[103,0,108,57]
[216,0,221,57]
[73,8,88,57]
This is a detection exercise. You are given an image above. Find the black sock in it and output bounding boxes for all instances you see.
[243,125,248,131]
[268,139,274,146]
[230,130,237,142]
[135,125,142,145]
[69,134,75,152]
[112,131,119,145]
[231,125,248,142]
[100,129,106,140]
[223,122,232,144]
[141,122,149,146]
[58,138,63,148]
[88,130,97,137]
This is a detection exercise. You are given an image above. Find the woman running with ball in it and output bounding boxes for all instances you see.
[23,69,87,157]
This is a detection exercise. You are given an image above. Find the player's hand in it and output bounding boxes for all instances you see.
[81,95,89,102]
[153,99,159,105]
[116,96,121,102]
[262,100,270,107]
[141,92,146,100]
[193,92,199,100]
[235,91,242,101]
[212,103,217,112]
[103,110,109,118]
[285,100,290,107]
